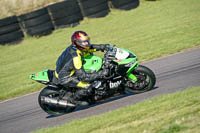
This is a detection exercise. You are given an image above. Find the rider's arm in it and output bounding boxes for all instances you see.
[90,44,110,52]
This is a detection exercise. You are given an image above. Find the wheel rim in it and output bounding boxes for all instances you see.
[126,72,152,91]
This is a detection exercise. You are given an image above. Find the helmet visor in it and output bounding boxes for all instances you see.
[77,38,91,48]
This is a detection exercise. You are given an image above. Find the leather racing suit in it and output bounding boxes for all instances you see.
[55,44,108,103]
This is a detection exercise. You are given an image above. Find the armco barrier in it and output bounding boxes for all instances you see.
[79,0,110,18]
[111,0,140,10]
[48,0,83,28]
[18,7,54,36]
[0,0,141,45]
[0,16,24,45]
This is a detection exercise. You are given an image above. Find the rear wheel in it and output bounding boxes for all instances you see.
[38,86,75,115]
[125,65,156,93]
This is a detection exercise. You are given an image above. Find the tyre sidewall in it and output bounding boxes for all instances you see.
[126,65,156,93]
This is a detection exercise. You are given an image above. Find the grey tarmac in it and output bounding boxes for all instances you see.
[0,47,200,133]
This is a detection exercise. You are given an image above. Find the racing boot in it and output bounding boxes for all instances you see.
[70,86,93,106]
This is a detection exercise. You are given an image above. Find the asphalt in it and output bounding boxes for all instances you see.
[0,47,200,133]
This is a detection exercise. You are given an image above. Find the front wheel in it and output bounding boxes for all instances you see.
[38,86,75,115]
[125,65,156,93]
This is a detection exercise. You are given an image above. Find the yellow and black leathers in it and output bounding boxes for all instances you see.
[55,44,107,89]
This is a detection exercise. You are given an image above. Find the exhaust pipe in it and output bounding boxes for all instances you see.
[41,96,75,107]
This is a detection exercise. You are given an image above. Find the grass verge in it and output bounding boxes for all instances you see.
[34,86,200,133]
[0,0,200,101]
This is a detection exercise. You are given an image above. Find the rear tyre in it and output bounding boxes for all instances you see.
[38,86,75,115]
[125,65,156,93]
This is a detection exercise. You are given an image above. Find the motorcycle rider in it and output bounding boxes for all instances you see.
[55,31,109,106]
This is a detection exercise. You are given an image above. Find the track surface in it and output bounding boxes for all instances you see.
[0,47,200,133]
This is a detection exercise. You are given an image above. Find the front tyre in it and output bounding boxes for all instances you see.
[38,86,75,115]
[125,65,156,93]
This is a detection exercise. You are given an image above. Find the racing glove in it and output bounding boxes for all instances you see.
[91,44,110,52]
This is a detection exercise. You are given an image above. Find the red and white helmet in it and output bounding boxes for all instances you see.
[71,31,91,51]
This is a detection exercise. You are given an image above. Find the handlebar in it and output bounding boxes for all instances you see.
[104,45,117,58]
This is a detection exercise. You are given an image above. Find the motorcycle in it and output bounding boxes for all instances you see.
[30,45,156,115]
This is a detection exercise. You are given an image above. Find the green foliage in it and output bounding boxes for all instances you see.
[0,0,200,101]
[34,86,200,133]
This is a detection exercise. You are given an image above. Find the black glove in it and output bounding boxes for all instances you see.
[99,44,110,52]
[104,44,111,51]
[91,44,111,52]
[98,69,109,78]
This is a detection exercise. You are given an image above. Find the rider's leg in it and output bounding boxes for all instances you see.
[66,78,93,106]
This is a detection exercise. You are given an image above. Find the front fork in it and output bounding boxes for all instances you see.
[127,73,137,83]
[126,63,139,83]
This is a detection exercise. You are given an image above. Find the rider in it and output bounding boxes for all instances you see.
[55,31,109,106]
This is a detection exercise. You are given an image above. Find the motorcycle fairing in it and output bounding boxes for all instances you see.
[30,69,50,83]
[113,58,138,82]
[115,48,129,60]
[30,47,138,84]
[83,55,103,72]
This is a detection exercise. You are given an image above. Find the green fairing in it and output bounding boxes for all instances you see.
[113,58,136,65]
[83,55,102,72]
[30,56,102,82]
[112,48,137,65]
[127,61,138,74]
[121,48,137,58]
[113,58,138,82]
[30,69,49,82]
[30,48,138,82]
[113,48,139,82]
[120,48,139,79]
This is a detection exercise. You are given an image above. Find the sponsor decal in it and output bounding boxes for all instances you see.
[109,80,122,89]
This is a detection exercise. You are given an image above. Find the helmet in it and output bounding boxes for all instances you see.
[71,31,91,51]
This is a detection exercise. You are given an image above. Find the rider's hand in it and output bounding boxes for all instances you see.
[99,44,110,52]
[104,44,111,51]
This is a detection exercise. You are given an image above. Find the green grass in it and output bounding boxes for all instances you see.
[34,86,200,133]
[0,0,200,101]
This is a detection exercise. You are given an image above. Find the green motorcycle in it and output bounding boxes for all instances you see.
[30,45,156,115]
